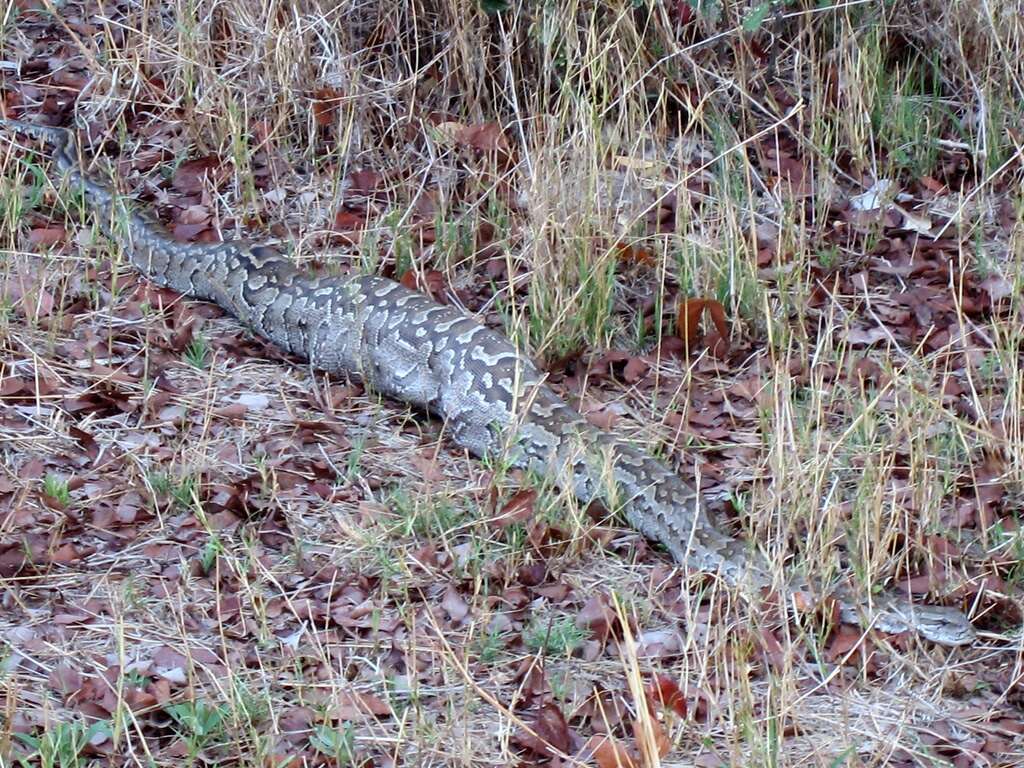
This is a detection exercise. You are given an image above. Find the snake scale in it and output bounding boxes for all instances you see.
[1,116,975,646]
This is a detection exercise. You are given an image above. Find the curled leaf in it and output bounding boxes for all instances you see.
[675,297,729,350]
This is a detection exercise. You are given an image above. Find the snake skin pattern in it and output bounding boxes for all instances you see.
[1,117,976,646]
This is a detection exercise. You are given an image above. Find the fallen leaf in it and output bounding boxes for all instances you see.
[849,179,896,211]
[279,706,315,734]
[399,269,446,302]
[311,86,343,126]
[577,592,615,642]
[29,226,68,248]
[172,156,223,194]
[825,625,868,662]
[332,690,392,721]
[48,664,83,698]
[457,122,510,158]
[893,204,933,235]
[172,221,211,242]
[333,207,367,236]
[515,702,572,758]
[495,488,536,528]
[633,716,672,760]
[589,734,638,768]
[676,298,729,350]
[614,243,655,266]
[347,169,382,197]
[49,543,83,565]
[646,674,687,718]
[441,585,470,623]
[845,326,889,346]
[623,357,650,384]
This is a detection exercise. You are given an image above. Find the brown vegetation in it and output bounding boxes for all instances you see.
[1,1,1022,765]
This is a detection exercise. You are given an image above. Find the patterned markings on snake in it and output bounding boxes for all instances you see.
[1,117,975,646]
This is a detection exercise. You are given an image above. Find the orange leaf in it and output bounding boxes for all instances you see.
[333,208,367,232]
[48,543,82,565]
[647,673,687,718]
[399,269,446,301]
[516,703,572,758]
[675,298,730,350]
[632,717,672,759]
[705,300,729,339]
[589,735,638,768]
[614,243,655,266]
[312,87,343,126]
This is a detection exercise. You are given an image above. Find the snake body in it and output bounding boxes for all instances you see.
[1,117,975,646]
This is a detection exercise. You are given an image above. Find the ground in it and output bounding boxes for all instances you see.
[0,1,1022,766]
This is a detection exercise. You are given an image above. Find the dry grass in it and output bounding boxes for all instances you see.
[1,0,1023,766]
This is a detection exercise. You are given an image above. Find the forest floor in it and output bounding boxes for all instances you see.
[1,1,1022,766]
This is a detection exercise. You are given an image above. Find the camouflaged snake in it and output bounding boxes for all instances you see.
[0,117,976,646]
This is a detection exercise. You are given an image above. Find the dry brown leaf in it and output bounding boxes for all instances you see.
[399,269,447,302]
[411,452,444,484]
[515,702,572,758]
[348,168,382,196]
[49,543,83,565]
[458,122,510,156]
[614,243,655,266]
[589,735,638,768]
[172,156,223,194]
[171,221,211,242]
[333,208,368,239]
[441,585,470,623]
[676,298,729,350]
[633,716,672,760]
[332,690,392,721]
[623,357,650,384]
[311,86,343,126]
[577,592,615,642]
[646,673,687,718]
[825,625,868,662]
[495,488,536,528]
[584,404,620,430]
[29,226,68,248]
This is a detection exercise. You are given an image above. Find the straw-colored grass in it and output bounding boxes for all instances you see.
[1,1,1021,765]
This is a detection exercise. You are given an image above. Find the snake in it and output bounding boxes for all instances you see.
[0,116,976,646]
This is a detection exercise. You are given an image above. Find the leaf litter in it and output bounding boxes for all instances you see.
[1,2,1023,767]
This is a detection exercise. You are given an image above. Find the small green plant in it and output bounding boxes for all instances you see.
[231,680,270,729]
[172,474,199,510]
[0,297,14,326]
[125,667,150,689]
[309,723,355,765]
[42,474,71,506]
[15,719,110,768]
[387,486,466,538]
[199,536,223,574]
[166,700,227,758]
[524,615,588,656]
[147,470,173,496]
[991,518,1024,588]
[742,1,777,33]
[14,155,47,210]
[384,209,416,277]
[345,435,367,480]
[818,246,839,270]
[183,335,210,369]
[473,628,509,664]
